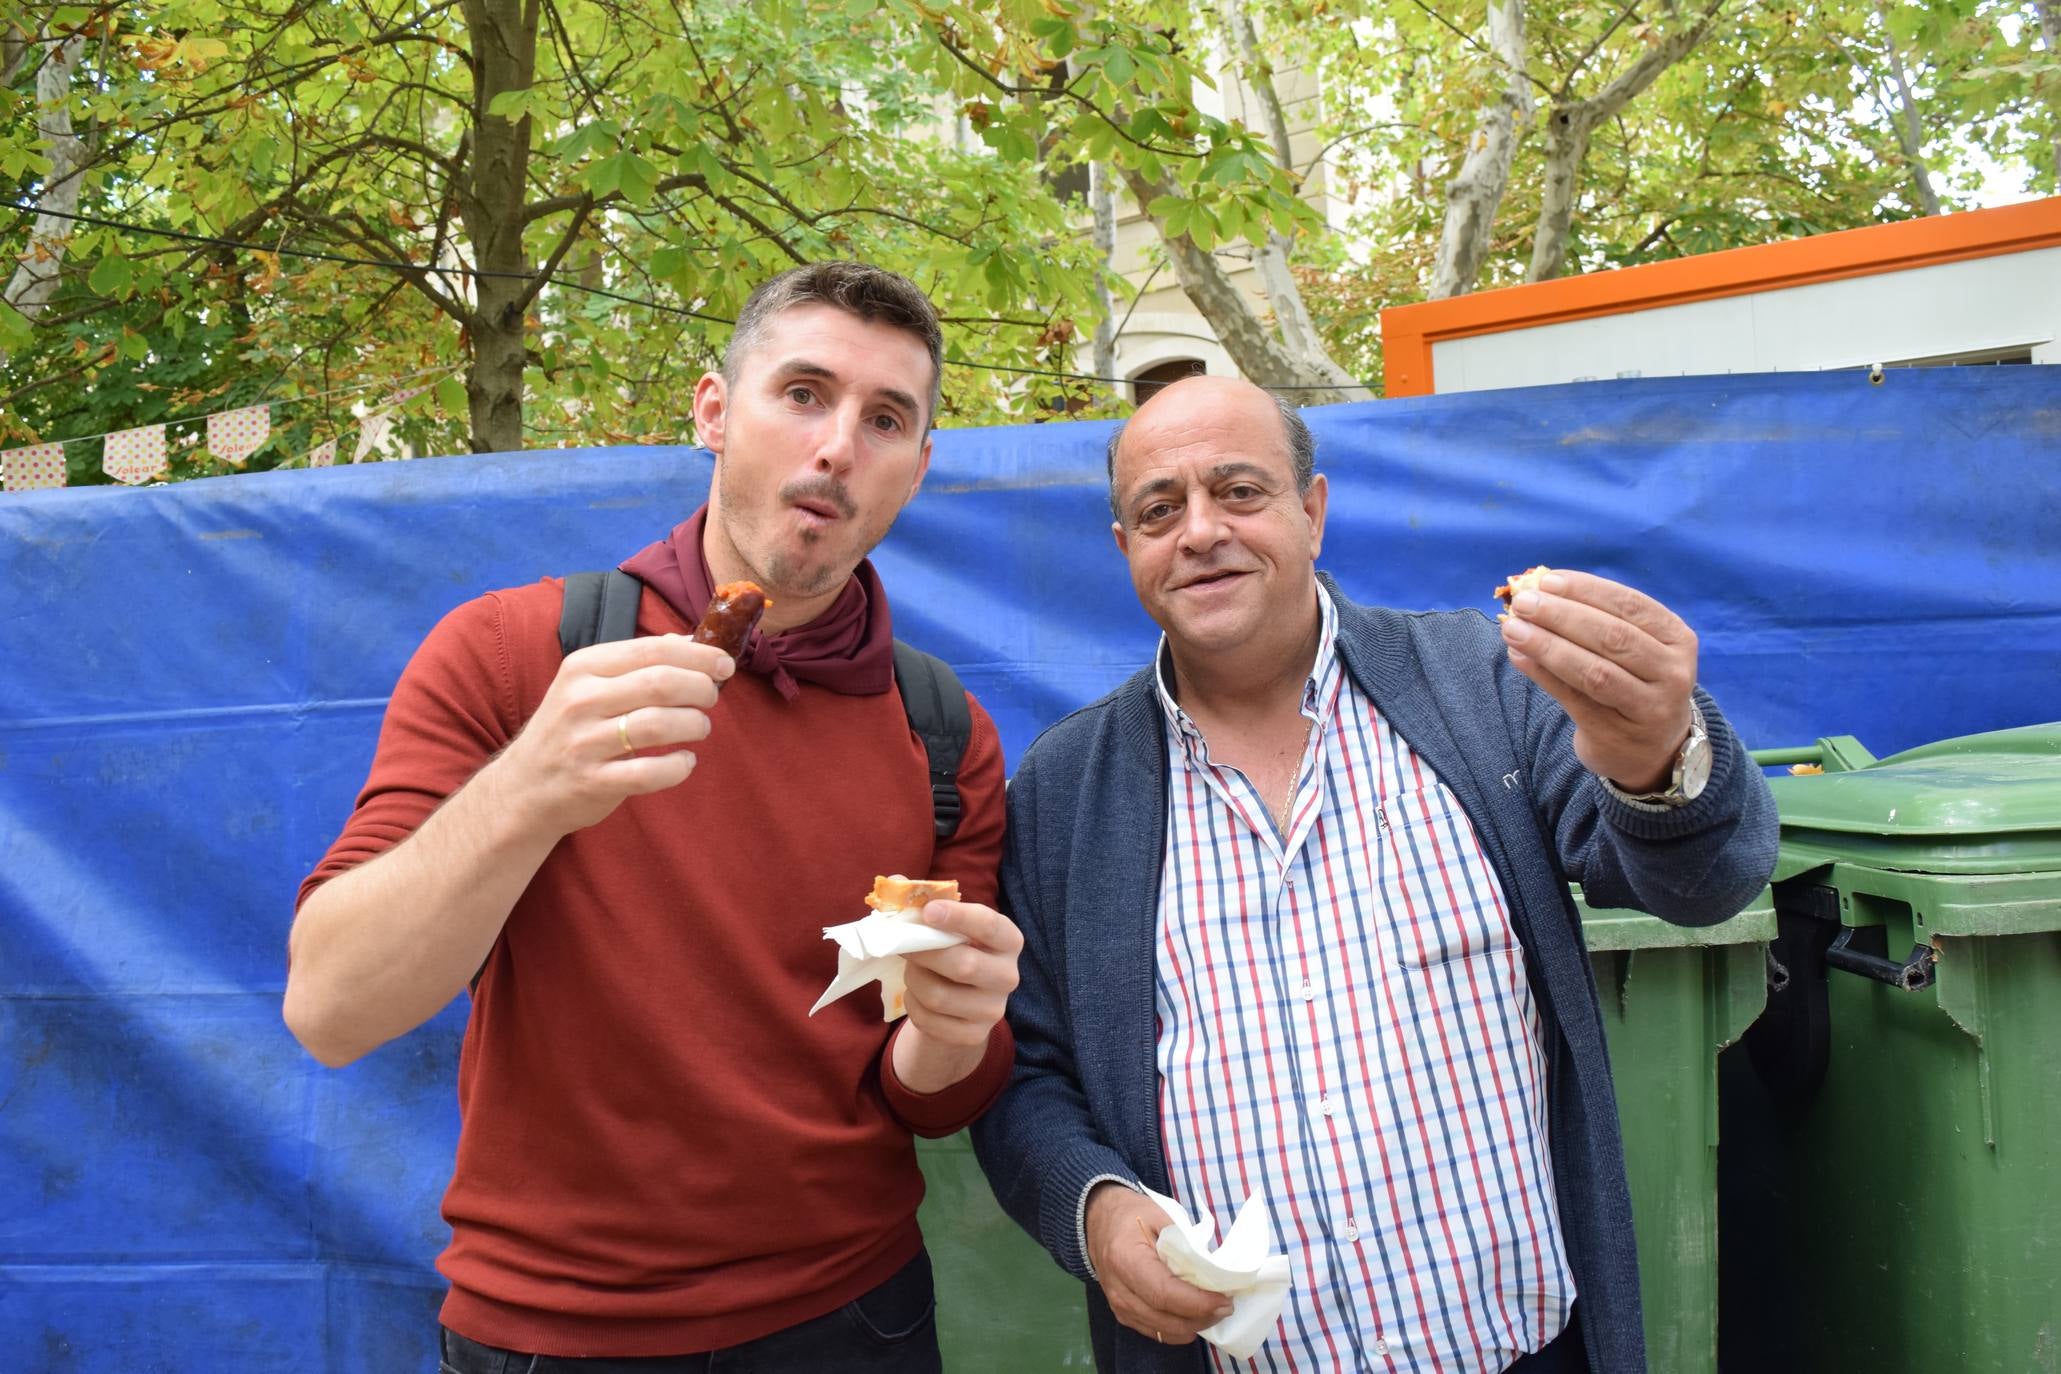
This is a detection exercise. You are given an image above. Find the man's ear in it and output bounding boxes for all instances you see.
[1111,519,1129,560]
[691,372,727,454]
[905,433,934,506]
[1303,473,1329,561]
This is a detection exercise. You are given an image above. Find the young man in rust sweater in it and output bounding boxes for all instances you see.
[284,263,1021,1372]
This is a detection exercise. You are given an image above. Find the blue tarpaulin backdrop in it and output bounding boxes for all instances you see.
[2,369,2057,1371]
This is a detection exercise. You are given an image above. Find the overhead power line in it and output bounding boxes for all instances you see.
[6,202,1374,393]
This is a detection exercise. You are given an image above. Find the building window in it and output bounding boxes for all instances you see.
[1132,358,1206,406]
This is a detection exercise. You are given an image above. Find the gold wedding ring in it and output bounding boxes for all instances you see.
[616,712,634,756]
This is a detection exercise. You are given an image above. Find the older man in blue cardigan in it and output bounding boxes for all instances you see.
[972,376,1777,1374]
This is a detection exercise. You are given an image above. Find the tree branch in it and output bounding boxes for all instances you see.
[1560,0,1644,97]
[1404,0,1556,96]
[513,197,593,312]
[932,32,1204,159]
[1581,0,1731,125]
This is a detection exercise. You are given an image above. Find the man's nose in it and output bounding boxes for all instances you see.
[811,403,861,476]
[1177,493,1228,552]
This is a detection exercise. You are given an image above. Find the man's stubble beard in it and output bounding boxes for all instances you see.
[760,535,846,600]
[715,462,867,601]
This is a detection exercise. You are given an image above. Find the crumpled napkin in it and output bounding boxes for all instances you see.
[1143,1186,1293,1360]
[808,907,966,1021]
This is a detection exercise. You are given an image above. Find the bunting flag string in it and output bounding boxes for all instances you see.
[1,364,459,494]
[348,376,446,464]
[384,381,439,408]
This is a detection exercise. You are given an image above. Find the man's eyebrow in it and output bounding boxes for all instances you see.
[1206,461,1275,484]
[770,359,920,419]
[1124,474,1183,510]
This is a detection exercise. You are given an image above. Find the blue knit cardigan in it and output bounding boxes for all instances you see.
[971,576,1779,1374]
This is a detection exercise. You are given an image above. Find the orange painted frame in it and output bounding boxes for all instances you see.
[1379,196,2061,397]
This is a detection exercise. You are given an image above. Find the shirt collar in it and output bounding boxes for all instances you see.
[1154,578,1340,743]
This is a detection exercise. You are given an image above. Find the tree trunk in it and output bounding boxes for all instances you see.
[1089,160,1118,385]
[2036,0,2061,184]
[1878,3,1942,215]
[1119,168,1363,403]
[1,31,87,372]
[1215,0,1366,389]
[458,0,541,453]
[1527,0,1730,282]
[2,24,30,87]
[1528,104,1597,282]
[1430,0,1531,299]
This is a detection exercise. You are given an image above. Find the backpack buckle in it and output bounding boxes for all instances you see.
[931,782,962,840]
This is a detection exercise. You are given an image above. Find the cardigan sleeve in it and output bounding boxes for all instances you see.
[1505,638,1780,925]
[969,745,1144,1282]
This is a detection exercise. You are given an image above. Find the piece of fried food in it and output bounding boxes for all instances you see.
[866,875,961,914]
[1492,565,1552,621]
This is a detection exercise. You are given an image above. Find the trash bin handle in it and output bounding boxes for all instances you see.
[1751,745,1823,766]
[1824,926,1938,993]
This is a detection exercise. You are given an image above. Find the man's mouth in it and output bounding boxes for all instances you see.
[1175,569,1248,592]
[780,478,856,530]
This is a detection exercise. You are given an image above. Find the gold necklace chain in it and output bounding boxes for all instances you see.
[1277,715,1315,830]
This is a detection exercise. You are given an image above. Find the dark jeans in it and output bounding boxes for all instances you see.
[1507,1302,1587,1374]
[438,1250,941,1374]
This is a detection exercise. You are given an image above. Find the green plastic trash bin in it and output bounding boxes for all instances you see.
[917,1130,1095,1369]
[1722,724,2061,1373]
[1578,886,1775,1374]
[915,883,1780,1374]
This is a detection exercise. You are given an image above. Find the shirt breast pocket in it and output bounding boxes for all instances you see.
[1376,783,1517,969]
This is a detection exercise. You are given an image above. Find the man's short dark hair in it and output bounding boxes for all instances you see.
[1106,389,1316,520]
[722,262,944,431]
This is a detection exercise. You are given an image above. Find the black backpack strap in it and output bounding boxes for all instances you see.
[892,639,973,841]
[554,590,969,840]
[558,569,643,655]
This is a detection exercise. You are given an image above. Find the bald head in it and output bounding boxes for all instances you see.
[1106,375,1316,522]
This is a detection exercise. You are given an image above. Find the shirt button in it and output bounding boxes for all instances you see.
[1375,1338,1389,1355]
[1299,981,1315,1001]
[1343,1222,1359,1241]
[1284,874,1297,889]
[1319,1095,1341,1117]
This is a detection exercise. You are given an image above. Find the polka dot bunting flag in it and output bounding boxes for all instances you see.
[103,425,168,485]
[2,442,67,492]
[352,411,394,463]
[206,405,270,466]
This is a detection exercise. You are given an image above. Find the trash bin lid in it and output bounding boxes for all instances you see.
[1769,723,2061,875]
[1574,884,1775,951]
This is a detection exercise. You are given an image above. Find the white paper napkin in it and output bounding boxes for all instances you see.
[1143,1187,1293,1360]
[808,907,966,1021]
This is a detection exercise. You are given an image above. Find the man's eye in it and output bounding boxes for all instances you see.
[1226,484,1262,500]
[1139,503,1175,523]
[872,414,903,433]
[787,386,816,405]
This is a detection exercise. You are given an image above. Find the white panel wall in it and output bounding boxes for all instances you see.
[1429,247,2061,392]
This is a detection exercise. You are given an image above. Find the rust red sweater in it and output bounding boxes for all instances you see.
[297,577,1011,1356]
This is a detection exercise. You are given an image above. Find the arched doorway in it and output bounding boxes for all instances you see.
[1130,358,1206,407]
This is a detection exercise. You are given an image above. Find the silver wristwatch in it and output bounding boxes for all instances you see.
[1601,701,1711,810]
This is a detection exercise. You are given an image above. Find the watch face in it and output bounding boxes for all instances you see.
[1680,734,1714,800]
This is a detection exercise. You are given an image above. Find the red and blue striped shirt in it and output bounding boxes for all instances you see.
[1151,585,1574,1372]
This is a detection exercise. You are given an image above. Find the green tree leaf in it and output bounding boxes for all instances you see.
[88,255,135,299]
